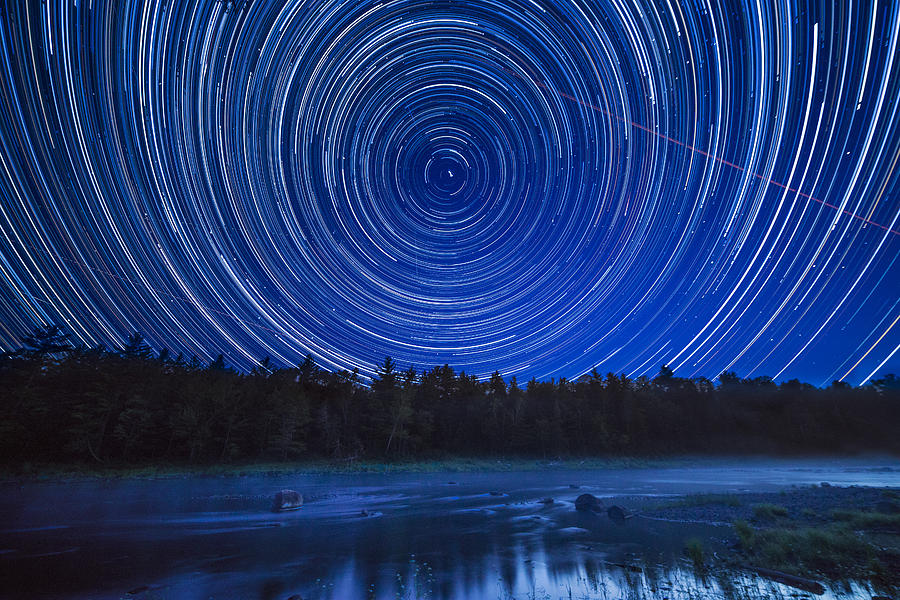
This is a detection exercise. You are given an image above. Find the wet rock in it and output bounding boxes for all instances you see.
[569,484,580,489]
[607,505,631,520]
[820,481,831,488]
[489,491,503,496]
[272,490,303,511]
[574,493,603,512]
[360,509,370,517]
[126,585,149,595]
[539,497,555,505]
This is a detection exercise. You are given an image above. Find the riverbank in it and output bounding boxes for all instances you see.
[634,484,900,590]
[3,454,896,483]
[2,456,682,481]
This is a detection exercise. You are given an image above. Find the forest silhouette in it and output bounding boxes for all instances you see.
[2,325,898,466]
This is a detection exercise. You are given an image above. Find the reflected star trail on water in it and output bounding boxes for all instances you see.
[0,0,898,383]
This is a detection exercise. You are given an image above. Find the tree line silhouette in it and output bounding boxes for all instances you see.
[2,325,898,466]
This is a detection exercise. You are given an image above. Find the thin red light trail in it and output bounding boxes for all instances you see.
[524,75,900,237]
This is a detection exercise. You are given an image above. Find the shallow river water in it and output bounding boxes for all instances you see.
[1,458,898,599]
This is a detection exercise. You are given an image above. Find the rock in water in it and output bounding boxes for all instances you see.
[574,493,603,512]
[607,505,630,520]
[273,489,303,511]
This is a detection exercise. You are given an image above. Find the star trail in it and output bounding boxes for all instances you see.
[0,0,898,384]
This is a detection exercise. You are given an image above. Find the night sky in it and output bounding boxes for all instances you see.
[0,0,897,384]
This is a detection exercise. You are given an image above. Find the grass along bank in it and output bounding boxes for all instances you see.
[644,485,900,590]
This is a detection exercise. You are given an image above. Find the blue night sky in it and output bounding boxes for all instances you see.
[0,0,898,384]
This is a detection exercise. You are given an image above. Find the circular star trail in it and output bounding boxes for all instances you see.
[0,0,898,383]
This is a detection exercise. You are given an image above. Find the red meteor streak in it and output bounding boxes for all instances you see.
[523,73,900,237]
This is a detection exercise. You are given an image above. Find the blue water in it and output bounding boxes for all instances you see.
[1,457,897,599]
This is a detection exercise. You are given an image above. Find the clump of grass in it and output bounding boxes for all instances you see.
[752,503,788,520]
[800,507,817,518]
[734,521,885,581]
[829,509,900,531]
[759,526,875,576]
[663,493,742,509]
[684,538,705,570]
[733,519,755,548]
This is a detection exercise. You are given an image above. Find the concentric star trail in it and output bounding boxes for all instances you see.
[517,62,900,235]
[0,0,898,384]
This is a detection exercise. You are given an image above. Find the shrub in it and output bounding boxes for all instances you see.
[733,519,754,547]
[684,538,704,570]
[753,503,788,520]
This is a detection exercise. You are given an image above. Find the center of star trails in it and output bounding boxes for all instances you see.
[425,153,469,197]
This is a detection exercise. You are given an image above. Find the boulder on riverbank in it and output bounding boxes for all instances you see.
[272,489,303,511]
[575,493,603,512]
[607,505,631,520]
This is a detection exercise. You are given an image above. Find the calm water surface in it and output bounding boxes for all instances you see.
[1,458,898,599]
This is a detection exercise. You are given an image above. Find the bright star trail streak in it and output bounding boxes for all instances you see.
[0,0,898,384]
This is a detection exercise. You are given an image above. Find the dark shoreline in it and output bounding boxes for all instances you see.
[4,453,898,483]
[1,456,682,482]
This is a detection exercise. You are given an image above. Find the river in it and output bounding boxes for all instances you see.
[2,457,898,599]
